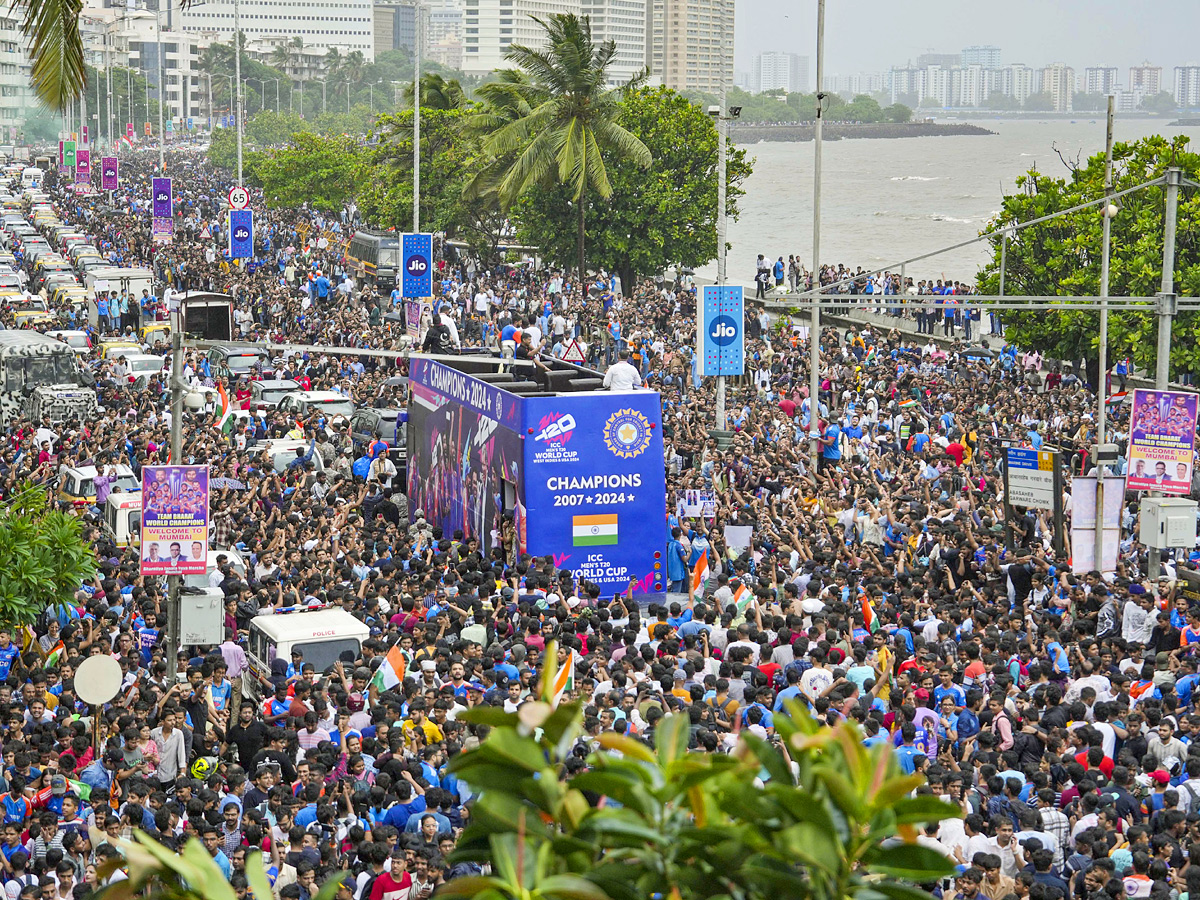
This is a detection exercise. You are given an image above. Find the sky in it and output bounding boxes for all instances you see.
[733,0,1200,83]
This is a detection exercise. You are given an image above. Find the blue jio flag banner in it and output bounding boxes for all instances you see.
[700,284,744,376]
[522,392,667,601]
[152,177,172,219]
[401,232,433,298]
[229,210,253,259]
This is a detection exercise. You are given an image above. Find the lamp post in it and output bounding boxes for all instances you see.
[413,0,422,233]
[269,77,280,114]
[247,77,261,112]
[1095,95,1115,576]
[232,0,244,186]
[808,0,825,471]
[369,79,381,112]
[155,7,165,170]
[320,79,327,116]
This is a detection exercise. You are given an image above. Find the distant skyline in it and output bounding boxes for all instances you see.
[733,0,1200,82]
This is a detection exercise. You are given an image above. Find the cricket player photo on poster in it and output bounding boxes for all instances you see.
[141,465,209,576]
[1126,389,1199,494]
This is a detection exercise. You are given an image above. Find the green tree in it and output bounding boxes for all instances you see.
[441,642,955,900]
[514,86,753,292]
[403,72,470,110]
[984,91,1020,111]
[975,134,1200,377]
[1140,91,1179,115]
[253,131,362,210]
[835,94,884,123]
[482,13,651,277]
[1023,92,1054,111]
[0,484,95,629]
[884,103,913,123]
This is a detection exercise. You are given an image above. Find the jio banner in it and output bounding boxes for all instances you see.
[74,150,89,190]
[700,284,744,376]
[401,232,432,298]
[141,465,209,575]
[229,209,253,259]
[1127,388,1198,493]
[63,140,75,169]
[152,177,172,218]
[101,157,118,191]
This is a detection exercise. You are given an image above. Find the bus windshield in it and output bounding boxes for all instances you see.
[5,354,79,390]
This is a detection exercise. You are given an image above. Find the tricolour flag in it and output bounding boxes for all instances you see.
[551,650,576,707]
[217,382,236,435]
[732,583,753,614]
[370,644,406,692]
[44,641,64,669]
[572,514,617,546]
[861,594,878,633]
[691,553,710,596]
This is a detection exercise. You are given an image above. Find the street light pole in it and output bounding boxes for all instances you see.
[808,0,825,471]
[156,6,166,170]
[166,320,184,680]
[1095,94,1114,578]
[714,30,727,431]
[413,0,421,232]
[233,0,244,186]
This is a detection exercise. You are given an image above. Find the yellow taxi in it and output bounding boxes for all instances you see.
[141,323,170,347]
[99,339,140,359]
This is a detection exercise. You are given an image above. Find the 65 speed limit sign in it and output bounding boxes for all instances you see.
[228,186,250,210]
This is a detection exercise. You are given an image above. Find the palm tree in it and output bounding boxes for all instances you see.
[404,72,469,111]
[324,46,342,80]
[269,44,291,72]
[19,0,85,110]
[484,13,650,279]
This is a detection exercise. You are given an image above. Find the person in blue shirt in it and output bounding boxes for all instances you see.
[932,668,966,709]
[0,631,19,682]
[666,527,688,593]
[894,723,924,774]
[821,419,841,468]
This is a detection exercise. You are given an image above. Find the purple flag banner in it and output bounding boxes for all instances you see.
[101,157,118,191]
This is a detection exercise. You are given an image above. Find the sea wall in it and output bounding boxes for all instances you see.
[728,122,996,144]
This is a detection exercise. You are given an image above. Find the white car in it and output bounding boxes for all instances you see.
[121,353,167,384]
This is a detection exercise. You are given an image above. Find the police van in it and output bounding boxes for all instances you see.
[243,607,370,699]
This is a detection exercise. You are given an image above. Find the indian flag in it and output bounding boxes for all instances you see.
[861,594,878,633]
[732,583,753,614]
[217,382,236,435]
[691,553,710,596]
[899,399,922,409]
[572,514,618,546]
[370,644,406,692]
[44,641,64,669]
[551,650,576,707]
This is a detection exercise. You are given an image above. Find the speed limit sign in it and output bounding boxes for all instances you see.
[228,186,250,210]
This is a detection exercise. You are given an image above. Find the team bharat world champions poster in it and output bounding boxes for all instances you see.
[1126,389,1199,494]
[140,465,209,575]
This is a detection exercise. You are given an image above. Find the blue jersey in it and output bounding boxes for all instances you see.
[0,645,19,681]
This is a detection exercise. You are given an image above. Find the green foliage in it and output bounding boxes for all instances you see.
[1140,91,1179,115]
[514,87,753,288]
[687,88,910,124]
[976,134,1200,375]
[1022,92,1054,111]
[252,131,363,211]
[444,642,956,900]
[99,831,343,900]
[0,483,95,629]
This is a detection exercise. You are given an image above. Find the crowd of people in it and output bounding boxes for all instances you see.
[0,146,1193,900]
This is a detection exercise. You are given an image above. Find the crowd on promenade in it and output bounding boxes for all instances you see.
[0,147,1192,900]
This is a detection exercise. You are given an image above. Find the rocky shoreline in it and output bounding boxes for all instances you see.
[728,122,996,143]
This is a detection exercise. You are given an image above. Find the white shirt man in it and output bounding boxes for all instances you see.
[603,354,642,392]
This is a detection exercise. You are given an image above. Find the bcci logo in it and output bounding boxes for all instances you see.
[603,408,652,459]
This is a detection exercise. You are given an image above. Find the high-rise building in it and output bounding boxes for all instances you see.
[1083,66,1118,95]
[0,11,31,138]
[1002,63,1035,103]
[1175,65,1200,108]
[644,0,733,94]
[582,0,647,85]
[461,0,581,77]
[179,0,375,60]
[887,65,923,104]
[1130,61,1162,96]
[916,52,960,69]
[961,45,1000,69]
[1040,62,1075,111]
[752,51,807,93]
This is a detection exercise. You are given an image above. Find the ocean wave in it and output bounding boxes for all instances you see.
[929,213,973,224]
[1019,152,1035,157]
[890,175,939,181]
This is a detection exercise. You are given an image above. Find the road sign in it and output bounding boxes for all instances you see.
[561,339,586,364]
[187,117,193,130]
[227,186,250,210]
[1005,447,1056,508]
